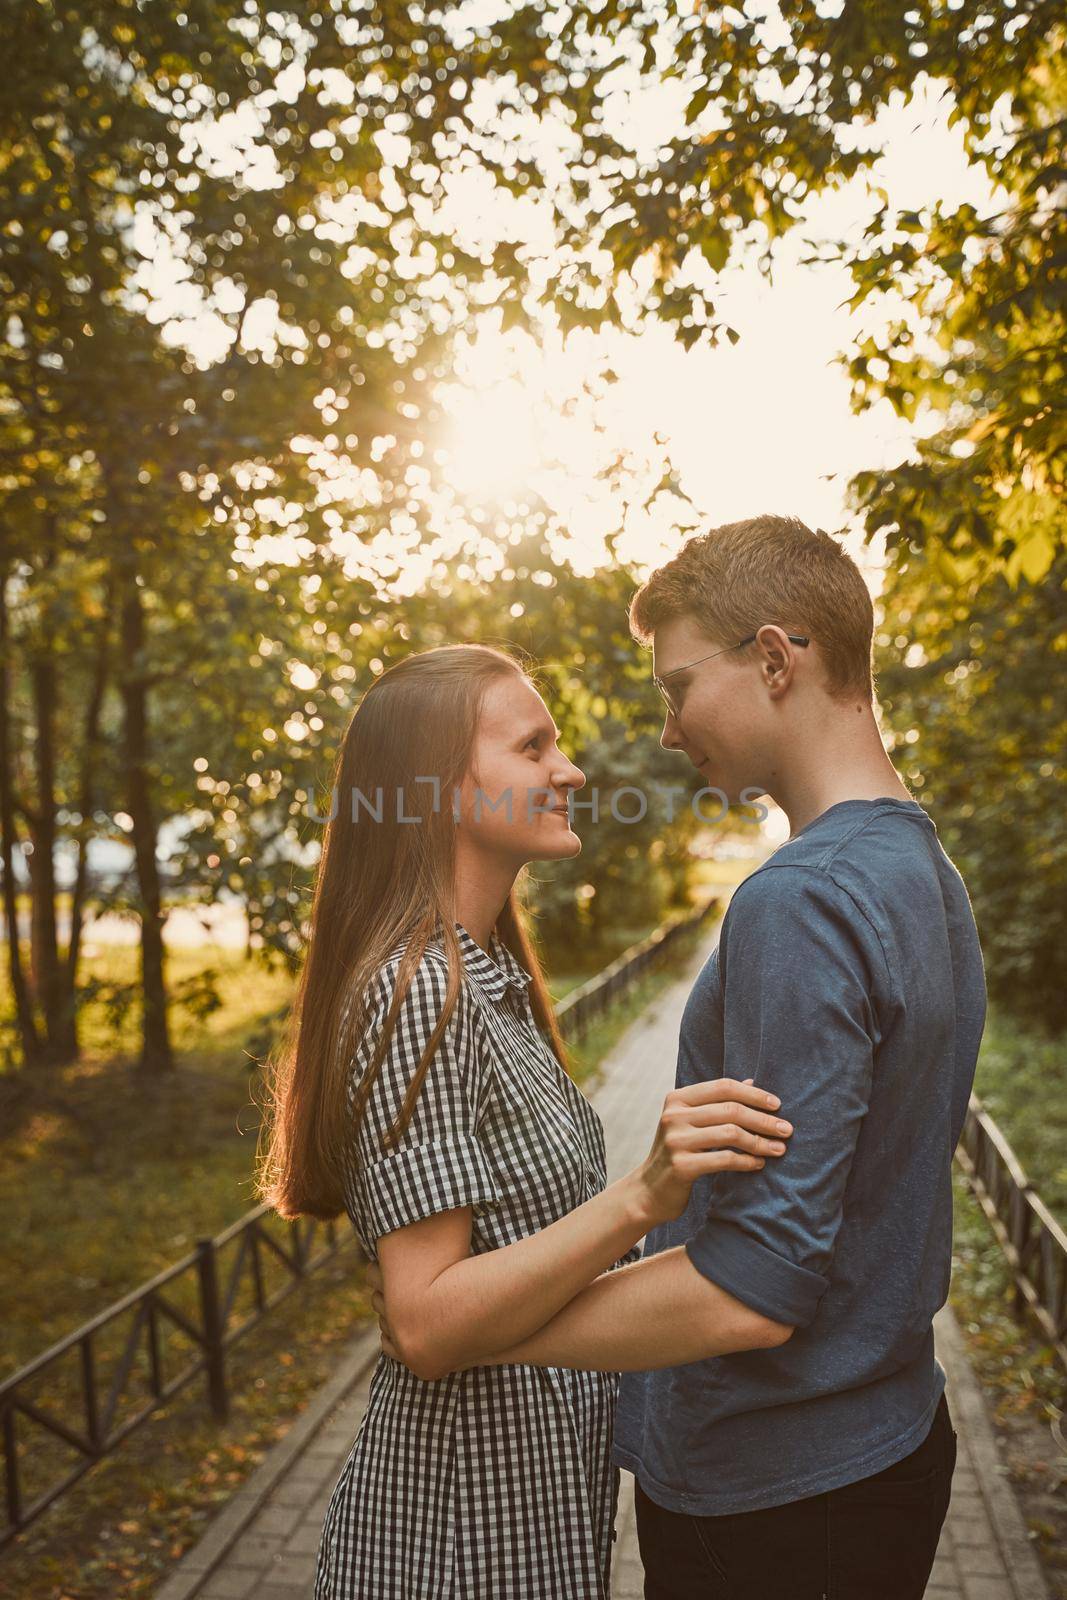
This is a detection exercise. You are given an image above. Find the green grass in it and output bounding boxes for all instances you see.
[549,917,696,1001]
[945,1003,1065,1427]
[947,1007,1067,1599]
[43,940,285,1066]
[547,918,669,1001]
[949,1001,1067,1384]
[547,877,740,1001]
[0,946,293,1375]
[971,1007,1067,1220]
[948,1170,1067,1596]
[949,1170,1063,1412]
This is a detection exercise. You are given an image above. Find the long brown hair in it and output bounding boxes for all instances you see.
[259,643,570,1221]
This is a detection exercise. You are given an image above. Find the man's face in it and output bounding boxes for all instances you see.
[651,615,769,805]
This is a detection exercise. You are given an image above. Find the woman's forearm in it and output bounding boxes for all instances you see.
[385,1078,790,1379]
[401,1172,656,1376]
[466,1247,791,1372]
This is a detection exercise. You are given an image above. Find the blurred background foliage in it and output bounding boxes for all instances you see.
[1,0,1061,1078]
[876,550,1066,1032]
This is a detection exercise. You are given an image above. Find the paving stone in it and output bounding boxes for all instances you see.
[300,1494,333,1531]
[280,1522,324,1558]
[956,1542,1006,1576]
[258,1551,316,1586]
[961,1575,1014,1600]
[301,1446,348,1470]
[952,1515,1000,1545]
[278,1467,330,1498]
[221,1534,286,1570]
[263,1476,322,1509]
[248,1502,304,1539]
[196,1571,261,1600]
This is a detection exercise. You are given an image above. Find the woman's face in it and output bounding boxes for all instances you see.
[456,675,586,864]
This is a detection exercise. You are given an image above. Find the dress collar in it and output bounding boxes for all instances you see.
[453,921,532,1003]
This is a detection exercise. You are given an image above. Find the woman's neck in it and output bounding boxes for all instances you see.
[453,850,517,953]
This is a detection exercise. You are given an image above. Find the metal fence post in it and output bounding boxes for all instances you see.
[196,1238,229,1422]
[2,1402,20,1535]
[80,1333,100,1453]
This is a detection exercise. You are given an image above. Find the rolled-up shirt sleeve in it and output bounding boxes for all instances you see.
[685,866,889,1328]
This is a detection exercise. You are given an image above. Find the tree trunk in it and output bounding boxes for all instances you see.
[0,564,42,1064]
[62,584,113,1053]
[117,563,173,1073]
[28,647,69,1061]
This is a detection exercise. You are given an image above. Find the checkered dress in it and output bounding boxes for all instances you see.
[314,922,638,1600]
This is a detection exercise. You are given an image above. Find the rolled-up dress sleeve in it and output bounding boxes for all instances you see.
[345,952,501,1248]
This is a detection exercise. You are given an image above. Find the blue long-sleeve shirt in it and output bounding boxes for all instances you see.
[613,796,986,1514]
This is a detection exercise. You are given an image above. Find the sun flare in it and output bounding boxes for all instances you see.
[439,379,551,504]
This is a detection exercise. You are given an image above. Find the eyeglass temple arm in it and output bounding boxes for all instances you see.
[738,632,810,647]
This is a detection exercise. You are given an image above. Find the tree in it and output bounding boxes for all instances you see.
[842,44,1064,582]
[0,0,638,1066]
[4,0,1062,1069]
[875,552,1066,1030]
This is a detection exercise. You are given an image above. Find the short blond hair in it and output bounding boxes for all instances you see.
[629,514,874,702]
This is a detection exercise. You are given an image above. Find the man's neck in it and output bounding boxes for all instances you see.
[767,709,915,839]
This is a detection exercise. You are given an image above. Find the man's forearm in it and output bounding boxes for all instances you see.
[474,1246,792,1372]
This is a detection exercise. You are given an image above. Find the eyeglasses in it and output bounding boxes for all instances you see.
[653,632,811,718]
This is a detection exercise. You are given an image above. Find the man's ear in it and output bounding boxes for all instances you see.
[754,626,796,696]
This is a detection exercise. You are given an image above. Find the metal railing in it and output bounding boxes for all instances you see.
[955,1093,1067,1375]
[0,1209,357,1548]
[556,894,719,1044]
[0,895,721,1547]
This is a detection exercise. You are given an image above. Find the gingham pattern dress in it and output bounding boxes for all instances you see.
[314,922,638,1600]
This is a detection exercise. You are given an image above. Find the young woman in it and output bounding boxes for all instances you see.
[261,643,792,1600]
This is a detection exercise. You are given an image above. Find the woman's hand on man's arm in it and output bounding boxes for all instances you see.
[366,1076,793,1379]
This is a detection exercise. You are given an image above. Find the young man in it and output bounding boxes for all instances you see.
[374,514,987,1598]
[605,514,986,1598]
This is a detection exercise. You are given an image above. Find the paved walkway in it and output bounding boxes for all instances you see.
[156,926,1049,1600]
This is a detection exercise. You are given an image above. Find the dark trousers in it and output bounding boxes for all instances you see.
[634,1391,957,1600]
